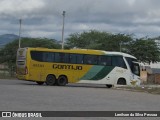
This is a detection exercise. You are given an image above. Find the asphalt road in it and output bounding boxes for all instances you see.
[0,79,160,120]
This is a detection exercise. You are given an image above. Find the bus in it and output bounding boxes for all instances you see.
[16,47,141,88]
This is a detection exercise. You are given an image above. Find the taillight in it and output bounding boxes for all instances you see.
[25,66,28,74]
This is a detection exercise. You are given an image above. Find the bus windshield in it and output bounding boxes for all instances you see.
[125,57,140,76]
[132,62,140,76]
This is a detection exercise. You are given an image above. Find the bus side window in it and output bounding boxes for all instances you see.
[70,54,77,64]
[112,56,127,69]
[43,52,55,62]
[31,51,43,61]
[84,55,98,65]
[98,56,111,66]
[77,54,83,64]
[64,53,70,63]
[55,53,69,63]
[55,53,61,63]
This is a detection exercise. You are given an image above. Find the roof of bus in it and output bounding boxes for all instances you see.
[104,51,136,59]
[22,47,136,59]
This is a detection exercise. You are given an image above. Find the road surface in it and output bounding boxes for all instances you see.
[0,79,159,120]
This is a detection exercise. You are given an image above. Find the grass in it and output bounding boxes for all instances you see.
[116,85,160,95]
[0,72,16,79]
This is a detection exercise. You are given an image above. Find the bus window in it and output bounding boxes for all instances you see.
[125,57,140,76]
[98,56,111,66]
[84,55,98,65]
[132,62,140,76]
[43,52,55,62]
[76,54,83,64]
[55,53,62,63]
[112,56,127,69]
[30,51,43,61]
[70,54,77,64]
[63,53,69,63]
[55,53,69,63]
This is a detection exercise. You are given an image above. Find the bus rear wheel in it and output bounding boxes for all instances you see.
[57,76,68,86]
[46,75,56,86]
[36,81,44,85]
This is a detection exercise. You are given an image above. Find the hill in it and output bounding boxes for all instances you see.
[0,34,19,47]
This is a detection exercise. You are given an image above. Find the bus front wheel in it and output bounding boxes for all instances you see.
[57,76,68,86]
[46,75,56,86]
[117,78,126,85]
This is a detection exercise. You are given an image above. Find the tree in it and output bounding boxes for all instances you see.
[101,33,133,52]
[66,30,133,52]
[128,38,160,64]
[66,30,108,49]
[0,38,61,70]
[66,30,160,63]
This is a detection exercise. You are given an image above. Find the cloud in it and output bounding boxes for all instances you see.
[0,0,160,40]
[0,0,45,19]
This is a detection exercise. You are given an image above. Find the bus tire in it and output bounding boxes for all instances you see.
[46,75,56,86]
[106,84,113,88]
[57,76,68,86]
[36,81,44,85]
[117,78,126,85]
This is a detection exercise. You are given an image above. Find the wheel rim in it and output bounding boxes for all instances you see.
[46,75,56,85]
[57,76,67,86]
[59,78,65,84]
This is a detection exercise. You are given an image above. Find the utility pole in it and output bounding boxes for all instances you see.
[120,42,122,52]
[62,11,66,49]
[19,19,22,48]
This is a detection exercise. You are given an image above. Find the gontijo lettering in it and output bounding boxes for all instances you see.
[53,64,82,70]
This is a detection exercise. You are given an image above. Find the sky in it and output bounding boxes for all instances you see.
[0,0,160,40]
